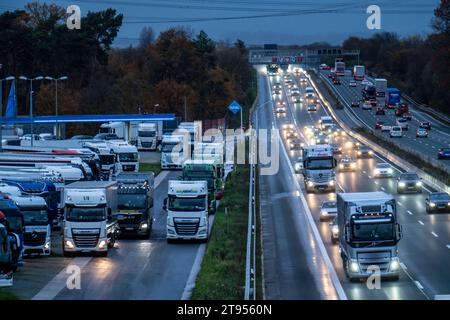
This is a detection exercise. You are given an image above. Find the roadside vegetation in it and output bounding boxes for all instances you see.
[0,291,19,300]
[191,165,251,300]
[139,162,161,176]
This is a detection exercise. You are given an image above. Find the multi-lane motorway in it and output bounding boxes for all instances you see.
[257,67,450,300]
[319,70,450,171]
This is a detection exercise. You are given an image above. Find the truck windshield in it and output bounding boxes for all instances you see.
[168,195,206,212]
[118,153,138,162]
[118,194,147,210]
[184,175,214,190]
[138,130,155,137]
[162,143,182,153]
[351,222,394,242]
[99,155,115,165]
[22,209,48,225]
[306,158,334,170]
[66,207,106,222]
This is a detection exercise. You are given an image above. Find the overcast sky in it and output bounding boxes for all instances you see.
[1,0,440,46]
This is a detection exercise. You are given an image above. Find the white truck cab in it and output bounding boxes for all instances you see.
[137,122,158,151]
[107,141,139,174]
[10,195,51,256]
[161,134,186,169]
[164,180,209,242]
[319,116,334,132]
[62,181,119,256]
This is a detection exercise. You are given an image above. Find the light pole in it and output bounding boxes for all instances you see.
[19,76,44,147]
[45,76,67,138]
[0,75,15,152]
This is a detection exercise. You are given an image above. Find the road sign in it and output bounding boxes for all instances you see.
[228,100,241,114]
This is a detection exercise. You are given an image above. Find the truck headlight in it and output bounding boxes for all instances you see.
[390,258,400,271]
[350,163,356,168]
[167,217,174,227]
[350,261,359,272]
[321,210,327,216]
[65,240,74,249]
[447,202,450,207]
[140,223,148,230]
[340,164,344,169]
[98,240,107,249]
[416,181,422,187]
[387,168,393,174]
[332,225,339,234]
[44,242,51,249]
[398,182,406,187]
[368,150,373,155]
[307,181,314,187]
[374,169,380,175]
[430,202,436,207]
[328,180,335,186]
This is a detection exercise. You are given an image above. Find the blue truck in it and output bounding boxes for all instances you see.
[385,88,401,109]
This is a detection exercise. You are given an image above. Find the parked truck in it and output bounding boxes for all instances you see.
[375,78,387,97]
[337,192,402,281]
[385,88,401,109]
[137,122,158,151]
[353,65,365,80]
[113,172,154,238]
[62,181,120,256]
[160,134,186,169]
[302,145,337,193]
[164,180,209,242]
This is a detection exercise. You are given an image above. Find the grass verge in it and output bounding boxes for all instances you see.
[139,162,162,176]
[0,290,19,300]
[191,165,250,300]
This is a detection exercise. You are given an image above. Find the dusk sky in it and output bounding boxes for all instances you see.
[1,0,440,46]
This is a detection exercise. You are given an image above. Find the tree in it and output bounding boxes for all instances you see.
[139,26,155,48]
[432,0,450,33]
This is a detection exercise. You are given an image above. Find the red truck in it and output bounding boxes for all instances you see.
[395,102,409,117]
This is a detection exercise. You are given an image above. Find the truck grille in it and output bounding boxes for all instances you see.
[118,214,143,225]
[73,233,99,248]
[141,142,153,148]
[24,232,47,246]
[357,251,392,273]
[174,220,199,236]
[312,173,331,183]
[122,165,136,172]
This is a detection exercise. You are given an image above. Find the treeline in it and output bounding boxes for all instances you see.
[341,0,450,115]
[0,2,255,134]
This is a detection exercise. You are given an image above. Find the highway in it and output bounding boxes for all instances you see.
[318,70,450,171]
[258,67,450,300]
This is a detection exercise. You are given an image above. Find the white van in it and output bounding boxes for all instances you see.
[390,126,403,138]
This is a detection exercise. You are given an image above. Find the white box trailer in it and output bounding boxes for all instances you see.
[375,78,388,97]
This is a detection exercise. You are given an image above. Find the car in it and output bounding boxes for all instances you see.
[320,201,337,222]
[375,121,385,129]
[361,79,372,86]
[338,156,357,172]
[356,145,373,158]
[39,133,57,140]
[351,101,360,108]
[286,131,299,140]
[375,107,385,115]
[419,122,431,130]
[381,124,392,132]
[333,78,341,85]
[331,127,345,137]
[283,123,294,131]
[331,143,343,155]
[289,139,303,150]
[21,134,41,141]
[94,133,120,140]
[397,172,422,193]
[294,157,304,173]
[362,102,372,110]
[276,101,286,107]
[315,134,330,145]
[327,73,334,79]
[349,80,357,87]
[438,148,450,159]
[396,118,409,130]
[276,107,286,115]
[369,98,378,106]
[373,163,394,178]
[390,126,403,138]
[70,135,94,140]
[307,104,317,112]
[416,128,428,138]
[402,112,412,121]
[319,64,330,70]
[299,77,308,84]
[330,217,339,244]
[425,192,450,213]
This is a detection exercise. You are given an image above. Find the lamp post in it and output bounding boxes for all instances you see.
[45,76,68,138]
[19,76,44,147]
[0,75,15,152]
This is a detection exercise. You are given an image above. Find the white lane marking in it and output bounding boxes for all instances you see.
[368,175,372,179]
[431,146,435,149]
[32,257,92,300]
[362,170,366,174]
[337,182,346,193]
[418,220,425,226]
[397,201,403,206]
[374,181,379,185]
[435,294,450,300]
[407,210,413,215]
[415,281,424,290]
[380,186,385,191]
[431,232,439,238]
[446,245,450,250]
[154,170,170,188]
[400,262,407,270]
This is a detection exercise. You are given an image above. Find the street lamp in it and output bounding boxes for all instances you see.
[19,76,44,147]
[0,75,15,152]
[45,76,68,138]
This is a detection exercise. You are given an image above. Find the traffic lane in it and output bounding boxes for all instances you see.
[259,74,331,300]
[55,171,201,300]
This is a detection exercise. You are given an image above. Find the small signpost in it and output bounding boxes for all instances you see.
[228,100,243,139]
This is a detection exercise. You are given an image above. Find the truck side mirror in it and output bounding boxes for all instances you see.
[163,198,168,211]
[396,223,403,241]
[344,224,350,243]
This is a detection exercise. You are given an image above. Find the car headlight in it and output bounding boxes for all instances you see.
[416,181,422,187]
[390,258,400,271]
[350,261,360,273]
[65,240,74,249]
[374,169,380,174]
[430,202,436,207]
[98,240,107,249]
[357,151,362,155]
[398,182,406,187]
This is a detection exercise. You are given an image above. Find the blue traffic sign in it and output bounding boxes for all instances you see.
[228,100,241,114]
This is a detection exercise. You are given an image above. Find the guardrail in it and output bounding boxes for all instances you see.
[307,71,450,193]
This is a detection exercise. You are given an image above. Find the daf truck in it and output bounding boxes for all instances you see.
[164,180,209,242]
[137,122,158,151]
[337,192,402,281]
[62,181,120,256]
[302,145,337,193]
[160,134,186,169]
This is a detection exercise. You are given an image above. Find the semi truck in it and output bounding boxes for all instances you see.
[182,160,217,214]
[61,181,120,256]
[334,58,346,76]
[337,192,402,281]
[319,116,334,132]
[137,122,158,151]
[385,88,401,109]
[353,65,365,80]
[113,172,154,238]
[302,145,337,193]
[160,134,186,169]
[164,180,209,242]
[395,102,409,117]
[10,195,51,256]
[375,78,387,97]
[107,141,139,174]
